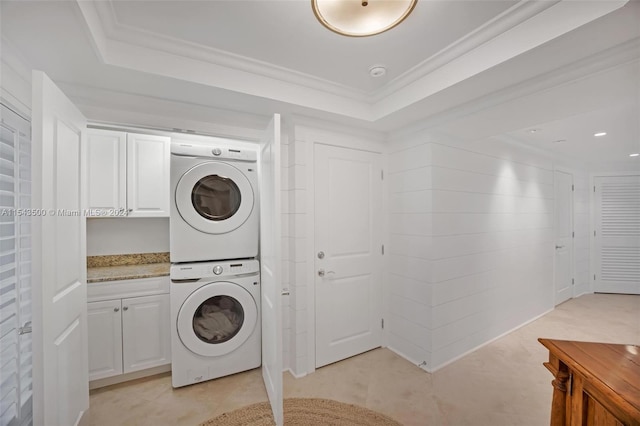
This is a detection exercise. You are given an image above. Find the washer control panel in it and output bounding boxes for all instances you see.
[171,259,259,280]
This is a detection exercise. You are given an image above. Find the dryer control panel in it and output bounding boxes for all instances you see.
[171,143,257,162]
[171,259,259,280]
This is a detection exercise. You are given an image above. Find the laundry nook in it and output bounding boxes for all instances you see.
[1,1,639,425]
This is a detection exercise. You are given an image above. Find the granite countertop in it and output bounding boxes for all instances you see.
[87,252,170,283]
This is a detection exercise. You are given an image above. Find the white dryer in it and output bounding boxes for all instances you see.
[170,259,261,388]
[170,143,258,262]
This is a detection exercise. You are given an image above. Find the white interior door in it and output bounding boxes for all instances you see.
[314,144,382,368]
[554,170,574,305]
[32,71,89,426]
[259,114,283,426]
[594,175,640,294]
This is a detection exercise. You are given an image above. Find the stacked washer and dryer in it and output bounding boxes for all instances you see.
[169,143,261,388]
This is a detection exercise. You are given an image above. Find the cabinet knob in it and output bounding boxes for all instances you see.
[127,209,133,213]
[123,306,128,311]
[114,307,120,312]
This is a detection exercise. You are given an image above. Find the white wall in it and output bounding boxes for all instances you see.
[86,218,169,256]
[429,137,555,369]
[387,135,432,367]
[284,125,310,376]
[1,36,32,118]
[570,171,591,297]
[387,132,558,370]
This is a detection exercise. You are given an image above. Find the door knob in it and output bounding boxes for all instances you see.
[318,269,335,278]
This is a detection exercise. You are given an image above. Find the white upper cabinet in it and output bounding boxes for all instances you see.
[126,134,170,217]
[84,129,170,217]
[85,129,127,214]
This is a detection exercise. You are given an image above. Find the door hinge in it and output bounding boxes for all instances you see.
[381,169,384,180]
[594,185,596,193]
[594,274,596,281]
[572,184,574,191]
[382,244,385,255]
[572,231,575,238]
[381,318,384,329]
[572,278,575,285]
[594,230,596,237]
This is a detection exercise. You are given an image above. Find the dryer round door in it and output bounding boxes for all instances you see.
[177,282,258,357]
[175,161,254,234]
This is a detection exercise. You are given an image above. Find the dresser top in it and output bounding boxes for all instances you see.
[539,338,640,416]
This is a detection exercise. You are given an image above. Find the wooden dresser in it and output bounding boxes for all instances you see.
[539,339,640,426]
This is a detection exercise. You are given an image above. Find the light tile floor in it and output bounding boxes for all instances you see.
[89,293,640,426]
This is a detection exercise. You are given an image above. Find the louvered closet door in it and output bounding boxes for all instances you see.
[594,175,640,294]
[1,104,32,426]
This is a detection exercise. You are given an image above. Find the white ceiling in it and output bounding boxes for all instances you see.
[109,0,517,92]
[1,0,639,166]
[507,102,640,165]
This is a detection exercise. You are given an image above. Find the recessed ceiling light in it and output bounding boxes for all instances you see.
[369,65,387,78]
[552,139,567,143]
[630,153,639,157]
[528,129,540,134]
[594,132,607,137]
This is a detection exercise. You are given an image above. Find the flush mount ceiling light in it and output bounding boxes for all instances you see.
[312,0,417,37]
[594,132,607,137]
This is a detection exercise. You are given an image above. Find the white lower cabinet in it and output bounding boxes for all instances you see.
[122,294,171,373]
[87,299,123,381]
[87,277,171,383]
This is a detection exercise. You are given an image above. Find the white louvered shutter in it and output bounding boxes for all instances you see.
[594,175,640,294]
[0,104,32,426]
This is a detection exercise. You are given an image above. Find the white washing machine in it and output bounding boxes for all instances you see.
[170,259,261,388]
[170,143,258,262]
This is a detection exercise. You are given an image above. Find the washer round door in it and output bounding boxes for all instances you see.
[175,161,254,234]
[177,282,258,357]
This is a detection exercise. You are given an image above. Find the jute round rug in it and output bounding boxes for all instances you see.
[200,398,402,426]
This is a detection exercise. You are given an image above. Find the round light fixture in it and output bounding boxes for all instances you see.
[594,132,607,137]
[312,0,417,37]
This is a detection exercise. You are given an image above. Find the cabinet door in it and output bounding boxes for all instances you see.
[122,294,171,373]
[84,129,127,215]
[88,300,123,381]
[127,134,170,217]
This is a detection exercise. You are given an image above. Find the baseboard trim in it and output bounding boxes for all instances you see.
[89,364,171,390]
[285,368,308,379]
[386,345,429,372]
[76,408,89,426]
[428,308,554,373]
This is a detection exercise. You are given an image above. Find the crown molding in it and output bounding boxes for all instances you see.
[372,0,630,120]
[387,38,640,141]
[75,0,630,124]
[371,0,558,102]
[79,1,369,103]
